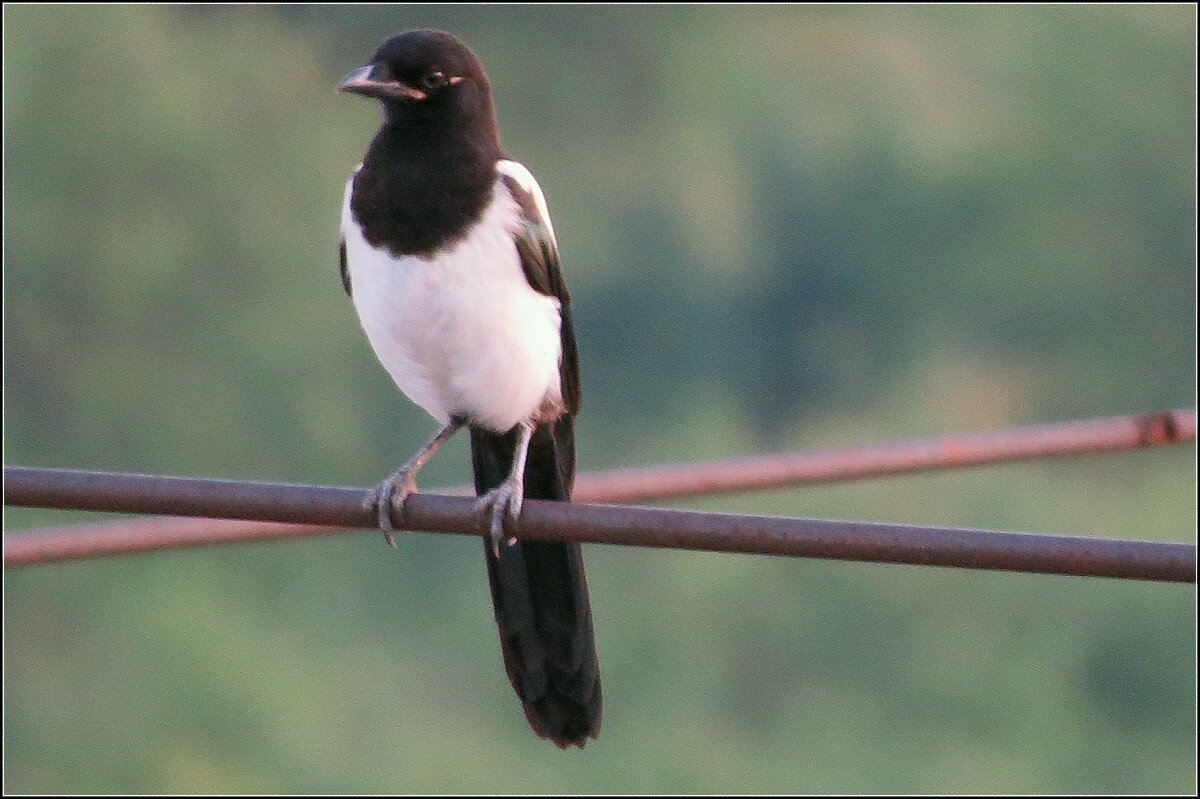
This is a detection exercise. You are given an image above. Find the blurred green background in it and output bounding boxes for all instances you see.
[4,4,1196,793]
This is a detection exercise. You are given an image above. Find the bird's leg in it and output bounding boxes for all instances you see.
[475,420,535,559]
[367,417,464,546]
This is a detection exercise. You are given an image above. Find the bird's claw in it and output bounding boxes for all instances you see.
[475,480,523,558]
[364,469,419,547]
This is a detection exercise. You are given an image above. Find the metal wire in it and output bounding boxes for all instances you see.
[5,409,1194,567]
[572,408,1195,503]
[4,465,1194,582]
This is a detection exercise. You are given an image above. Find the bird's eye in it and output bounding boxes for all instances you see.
[421,71,448,90]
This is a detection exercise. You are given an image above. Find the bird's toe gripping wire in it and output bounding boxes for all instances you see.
[365,468,420,547]
[474,478,524,559]
[364,418,463,547]
[475,421,535,558]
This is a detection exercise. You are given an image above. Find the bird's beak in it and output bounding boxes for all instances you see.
[338,64,427,102]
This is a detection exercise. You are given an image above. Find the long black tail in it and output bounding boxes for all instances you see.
[469,415,602,748]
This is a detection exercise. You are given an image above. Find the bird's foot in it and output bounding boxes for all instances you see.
[474,478,523,558]
[364,467,420,547]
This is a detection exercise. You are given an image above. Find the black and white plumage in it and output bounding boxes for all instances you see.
[337,30,600,748]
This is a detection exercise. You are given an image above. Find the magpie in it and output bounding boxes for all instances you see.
[337,30,601,748]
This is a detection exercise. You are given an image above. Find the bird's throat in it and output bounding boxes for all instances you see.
[351,128,502,258]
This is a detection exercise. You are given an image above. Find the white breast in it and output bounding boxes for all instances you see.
[340,173,563,433]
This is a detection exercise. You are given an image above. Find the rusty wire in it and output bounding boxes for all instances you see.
[3,465,1194,582]
[574,408,1196,503]
[4,409,1194,567]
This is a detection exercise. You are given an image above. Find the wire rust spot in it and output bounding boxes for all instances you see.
[1138,411,1181,446]
[941,441,965,467]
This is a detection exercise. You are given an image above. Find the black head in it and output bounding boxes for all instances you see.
[339,30,496,132]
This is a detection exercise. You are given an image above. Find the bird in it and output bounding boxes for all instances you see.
[336,29,601,748]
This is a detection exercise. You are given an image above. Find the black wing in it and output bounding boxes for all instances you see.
[338,238,352,298]
[499,172,580,415]
[475,169,600,747]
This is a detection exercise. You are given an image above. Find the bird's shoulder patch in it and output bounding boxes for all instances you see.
[497,159,557,244]
[497,164,566,303]
[496,161,580,414]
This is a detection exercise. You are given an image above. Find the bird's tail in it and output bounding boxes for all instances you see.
[469,415,602,748]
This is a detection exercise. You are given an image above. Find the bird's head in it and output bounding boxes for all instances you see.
[339,30,494,129]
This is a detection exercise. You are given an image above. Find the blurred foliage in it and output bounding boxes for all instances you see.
[4,4,1195,793]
